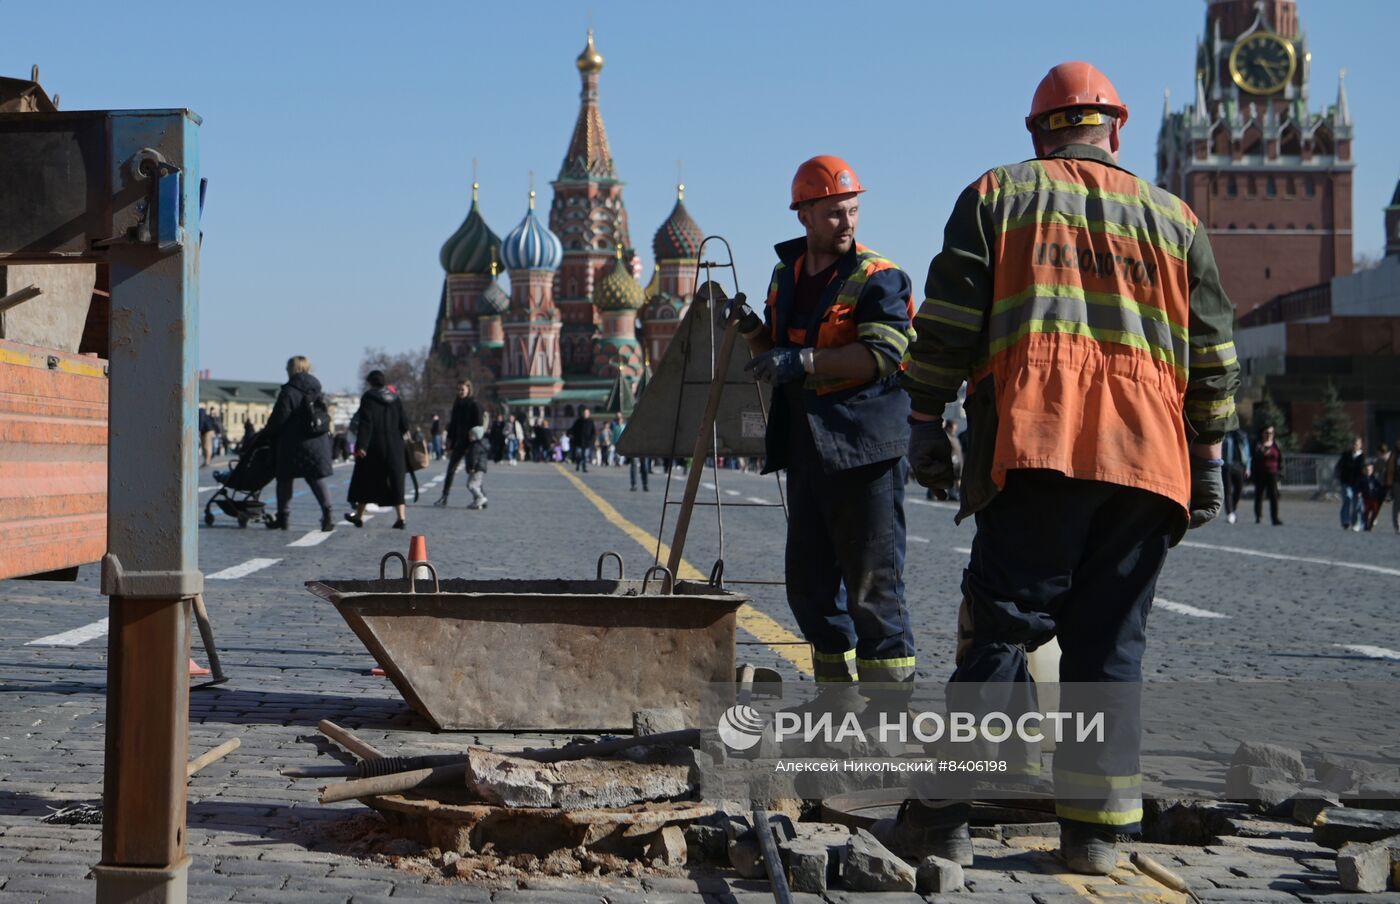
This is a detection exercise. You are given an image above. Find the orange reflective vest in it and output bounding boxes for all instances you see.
[970,157,1197,511]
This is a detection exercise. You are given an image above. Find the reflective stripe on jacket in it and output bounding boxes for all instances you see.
[903,145,1240,520]
[762,238,916,473]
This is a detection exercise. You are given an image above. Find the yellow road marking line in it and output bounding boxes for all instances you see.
[555,464,811,675]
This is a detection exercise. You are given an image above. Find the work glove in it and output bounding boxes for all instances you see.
[744,348,805,385]
[1188,456,1224,529]
[907,418,954,496]
[714,292,762,336]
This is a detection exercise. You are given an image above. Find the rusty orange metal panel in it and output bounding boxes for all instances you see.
[0,338,108,580]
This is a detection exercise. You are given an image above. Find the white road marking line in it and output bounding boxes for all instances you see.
[1155,597,1230,619]
[27,618,109,647]
[288,530,333,547]
[909,535,931,544]
[1180,540,1400,578]
[954,546,972,555]
[745,496,772,505]
[1333,643,1400,661]
[206,558,281,580]
[724,490,741,497]
[199,485,217,493]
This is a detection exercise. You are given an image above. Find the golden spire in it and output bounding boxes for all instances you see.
[471,157,479,203]
[490,246,498,278]
[576,28,604,73]
[677,160,684,201]
[528,170,535,210]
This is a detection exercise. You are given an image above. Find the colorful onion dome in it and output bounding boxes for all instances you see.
[479,273,510,315]
[499,191,563,271]
[594,249,646,312]
[652,184,703,261]
[439,182,500,275]
[576,29,604,73]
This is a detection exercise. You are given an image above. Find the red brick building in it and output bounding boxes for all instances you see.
[1156,0,1353,320]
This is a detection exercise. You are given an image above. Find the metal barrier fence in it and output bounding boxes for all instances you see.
[1277,452,1341,498]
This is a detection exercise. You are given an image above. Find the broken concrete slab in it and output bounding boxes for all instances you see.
[915,854,965,893]
[842,828,916,892]
[1344,784,1400,813]
[1233,742,1308,783]
[1314,808,1400,849]
[1338,842,1392,893]
[1295,794,1343,828]
[633,709,687,737]
[1226,765,1300,812]
[783,837,838,893]
[1142,799,1249,845]
[644,825,686,866]
[463,748,693,810]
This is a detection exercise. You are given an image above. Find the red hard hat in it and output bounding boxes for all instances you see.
[1026,61,1129,132]
[790,155,865,210]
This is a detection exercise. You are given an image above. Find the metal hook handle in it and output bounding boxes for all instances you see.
[641,564,675,596]
[708,558,726,589]
[596,551,625,581]
[411,561,441,596]
[379,551,408,581]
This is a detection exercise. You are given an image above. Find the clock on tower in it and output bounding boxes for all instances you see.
[1156,0,1353,320]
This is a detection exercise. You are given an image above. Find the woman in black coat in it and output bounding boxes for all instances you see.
[345,369,409,529]
[264,355,334,531]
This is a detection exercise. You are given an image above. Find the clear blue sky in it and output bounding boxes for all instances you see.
[6,0,1397,391]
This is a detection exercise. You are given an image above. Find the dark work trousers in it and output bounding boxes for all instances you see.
[1222,463,1245,516]
[441,445,467,495]
[276,476,331,515]
[1254,474,1281,524]
[783,419,914,686]
[914,470,1178,835]
[629,456,650,490]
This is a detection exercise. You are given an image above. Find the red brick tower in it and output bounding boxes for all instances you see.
[1157,0,1353,318]
[549,30,633,377]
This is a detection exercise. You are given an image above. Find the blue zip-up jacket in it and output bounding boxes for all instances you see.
[761,237,915,474]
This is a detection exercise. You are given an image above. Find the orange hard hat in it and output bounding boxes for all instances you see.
[790,155,865,210]
[1026,61,1129,132]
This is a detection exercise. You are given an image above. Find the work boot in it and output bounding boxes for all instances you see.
[1059,824,1119,875]
[872,800,973,866]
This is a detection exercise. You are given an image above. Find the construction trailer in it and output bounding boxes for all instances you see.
[1,73,203,903]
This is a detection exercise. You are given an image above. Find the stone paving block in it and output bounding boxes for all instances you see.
[229,891,349,904]
[489,891,607,904]
[285,875,396,895]
[600,893,708,904]
[823,893,928,904]
[1192,890,1308,903]
[216,857,334,878]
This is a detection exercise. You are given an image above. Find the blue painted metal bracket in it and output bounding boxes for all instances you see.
[156,169,182,251]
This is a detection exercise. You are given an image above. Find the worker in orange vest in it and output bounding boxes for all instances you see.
[721,156,920,698]
[887,62,1240,873]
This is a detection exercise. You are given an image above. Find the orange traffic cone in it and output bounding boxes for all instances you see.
[408,534,430,582]
[188,658,211,677]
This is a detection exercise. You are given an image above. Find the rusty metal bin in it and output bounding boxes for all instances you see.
[307,554,745,731]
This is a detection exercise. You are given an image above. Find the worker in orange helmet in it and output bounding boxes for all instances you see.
[718,155,920,702]
[885,62,1240,873]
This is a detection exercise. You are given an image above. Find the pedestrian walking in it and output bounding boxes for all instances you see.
[1252,426,1284,525]
[568,407,596,473]
[725,154,918,696]
[465,425,490,510]
[429,414,444,460]
[609,414,626,466]
[488,414,506,463]
[239,419,257,456]
[199,407,218,467]
[1222,426,1251,524]
[263,356,335,531]
[506,414,524,465]
[896,62,1239,873]
[345,370,409,530]
[1360,461,1384,531]
[1336,436,1366,531]
[533,419,552,462]
[433,380,483,507]
[1385,440,1399,533]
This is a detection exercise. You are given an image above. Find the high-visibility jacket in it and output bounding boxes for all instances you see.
[903,145,1240,522]
[762,238,916,473]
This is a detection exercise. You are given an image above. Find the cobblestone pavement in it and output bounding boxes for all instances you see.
[1,458,1397,902]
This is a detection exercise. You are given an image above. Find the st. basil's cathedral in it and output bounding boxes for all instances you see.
[431,31,703,419]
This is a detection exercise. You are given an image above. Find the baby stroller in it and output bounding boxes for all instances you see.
[204,431,276,528]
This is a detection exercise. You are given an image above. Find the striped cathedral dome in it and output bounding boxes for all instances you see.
[652,186,703,261]
[439,183,500,274]
[478,276,510,315]
[499,192,563,271]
